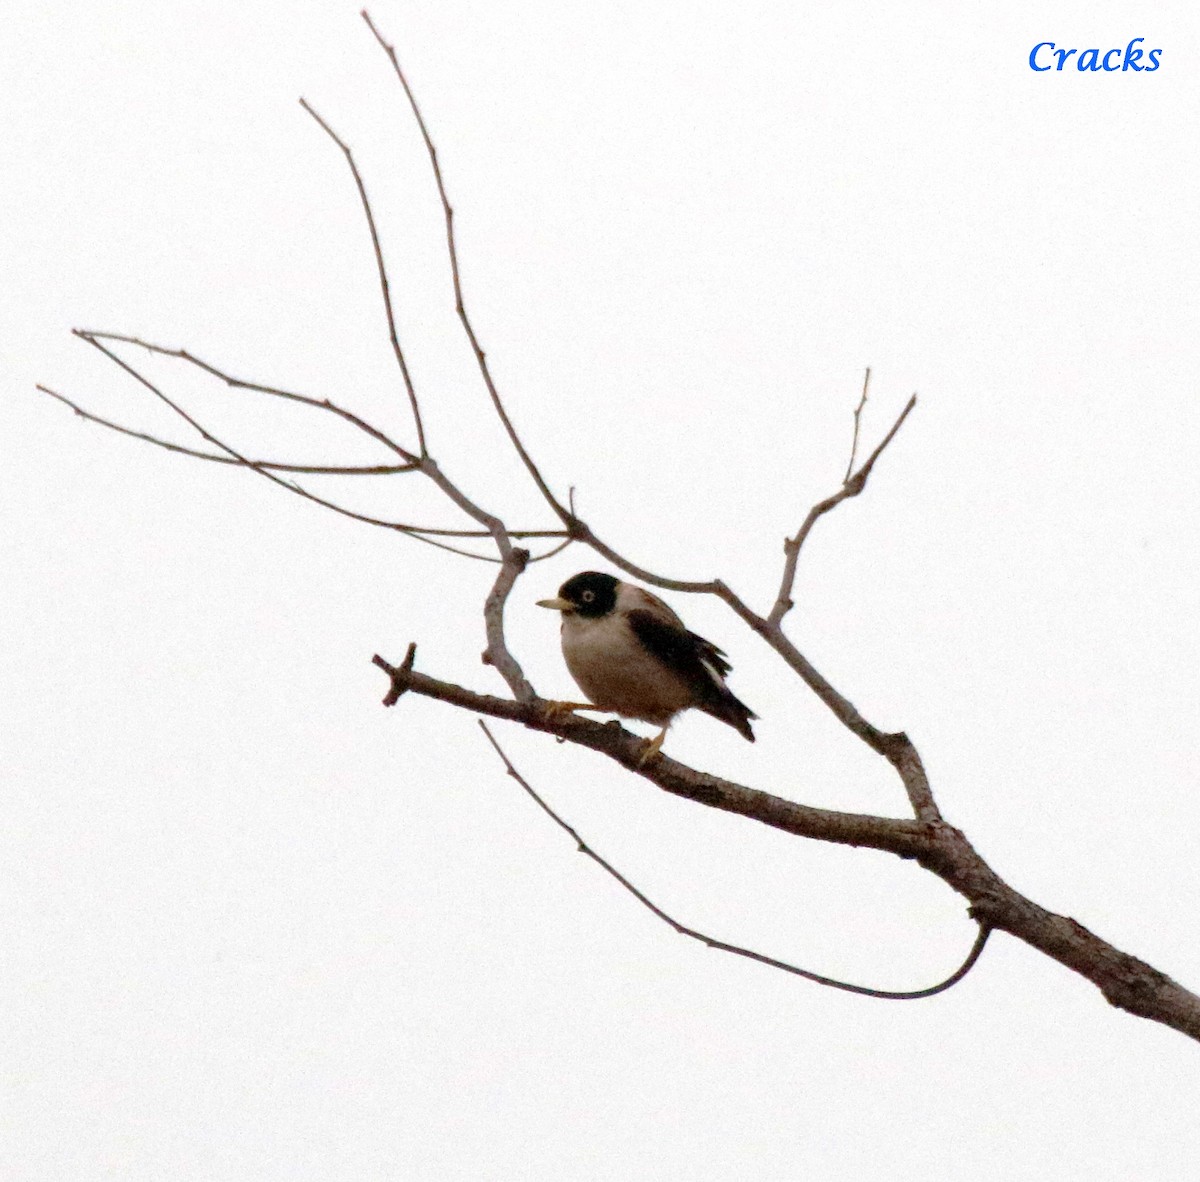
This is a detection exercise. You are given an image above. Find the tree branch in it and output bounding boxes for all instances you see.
[843,366,871,483]
[299,97,428,456]
[69,332,498,562]
[76,329,419,463]
[37,384,415,475]
[768,387,917,629]
[479,721,991,1000]
[362,9,572,525]
[375,653,1200,1044]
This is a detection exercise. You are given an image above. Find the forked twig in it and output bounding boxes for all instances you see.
[52,333,571,545]
[479,722,989,1000]
[71,331,496,562]
[768,388,917,628]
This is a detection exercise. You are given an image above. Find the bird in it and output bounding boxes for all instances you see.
[536,570,756,760]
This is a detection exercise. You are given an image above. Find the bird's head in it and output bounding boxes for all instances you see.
[536,571,620,619]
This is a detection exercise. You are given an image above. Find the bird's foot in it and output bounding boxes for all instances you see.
[541,699,593,721]
[636,728,668,767]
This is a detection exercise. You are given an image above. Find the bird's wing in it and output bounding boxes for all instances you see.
[686,632,732,678]
[622,585,734,685]
[623,585,688,628]
[625,609,729,696]
[626,599,757,741]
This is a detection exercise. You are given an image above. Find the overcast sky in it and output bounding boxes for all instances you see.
[4,2,1200,1179]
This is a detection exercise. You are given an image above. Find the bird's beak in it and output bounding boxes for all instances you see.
[536,596,574,612]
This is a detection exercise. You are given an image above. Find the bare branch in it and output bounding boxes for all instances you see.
[71,332,499,562]
[76,324,542,690]
[376,652,928,849]
[324,22,931,814]
[374,652,1200,1044]
[768,391,917,629]
[481,547,536,701]
[78,330,419,463]
[362,9,572,525]
[713,584,940,822]
[843,366,871,483]
[298,98,428,456]
[38,384,416,476]
[526,534,576,563]
[360,11,751,596]
[67,332,575,541]
[293,16,920,810]
[479,721,990,1000]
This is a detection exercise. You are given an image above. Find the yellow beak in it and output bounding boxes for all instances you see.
[536,596,574,612]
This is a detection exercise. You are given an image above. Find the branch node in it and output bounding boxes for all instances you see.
[374,642,418,706]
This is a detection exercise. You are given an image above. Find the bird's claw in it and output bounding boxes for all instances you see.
[636,729,667,767]
[542,699,592,721]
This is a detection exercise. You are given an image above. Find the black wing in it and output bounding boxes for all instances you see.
[688,631,732,679]
[626,610,757,741]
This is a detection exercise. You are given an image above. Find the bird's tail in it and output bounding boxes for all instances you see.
[704,690,757,742]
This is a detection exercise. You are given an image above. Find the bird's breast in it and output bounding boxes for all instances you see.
[560,613,693,725]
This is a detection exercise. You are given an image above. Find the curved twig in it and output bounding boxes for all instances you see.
[479,721,991,1000]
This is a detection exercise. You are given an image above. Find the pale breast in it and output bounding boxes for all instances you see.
[560,611,694,725]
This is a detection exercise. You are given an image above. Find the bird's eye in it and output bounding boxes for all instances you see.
[581,590,596,603]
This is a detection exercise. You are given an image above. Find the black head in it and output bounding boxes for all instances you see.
[557,571,619,618]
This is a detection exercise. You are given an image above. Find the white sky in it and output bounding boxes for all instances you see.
[4,2,1200,1178]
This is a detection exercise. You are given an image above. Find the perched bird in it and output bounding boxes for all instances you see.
[537,571,756,759]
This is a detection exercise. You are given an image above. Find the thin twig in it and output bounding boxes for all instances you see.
[69,332,574,545]
[78,330,418,463]
[843,366,871,483]
[526,534,575,563]
[38,385,414,475]
[714,581,941,822]
[767,392,917,629]
[42,382,575,552]
[405,453,538,697]
[479,721,989,999]
[72,332,498,562]
[301,61,555,684]
[362,9,571,525]
[299,98,428,456]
